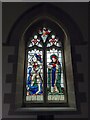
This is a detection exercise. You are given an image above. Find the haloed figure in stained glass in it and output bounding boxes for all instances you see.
[48,54,62,94]
[39,27,51,42]
[27,53,43,95]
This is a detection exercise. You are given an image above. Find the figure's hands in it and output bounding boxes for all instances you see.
[27,91,29,96]
[48,64,57,68]
[52,64,56,67]
[48,65,52,69]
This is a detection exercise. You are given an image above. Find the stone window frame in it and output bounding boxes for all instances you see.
[15,16,77,112]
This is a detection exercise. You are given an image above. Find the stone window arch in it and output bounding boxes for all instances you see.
[5,3,78,114]
[16,17,76,110]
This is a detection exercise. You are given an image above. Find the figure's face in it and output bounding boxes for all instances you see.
[52,57,56,62]
[52,35,55,39]
[34,35,37,39]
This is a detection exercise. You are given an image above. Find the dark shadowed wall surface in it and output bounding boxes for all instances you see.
[2,2,88,120]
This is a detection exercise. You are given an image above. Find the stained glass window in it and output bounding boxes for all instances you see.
[47,35,61,47]
[26,27,66,103]
[47,49,64,101]
[26,49,43,102]
[28,35,42,47]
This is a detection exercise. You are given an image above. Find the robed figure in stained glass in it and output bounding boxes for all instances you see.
[48,54,62,94]
[39,27,51,42]
[26,53,43,95]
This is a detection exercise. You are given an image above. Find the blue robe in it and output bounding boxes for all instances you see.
[48,61,62,93]
[27,67,42,95]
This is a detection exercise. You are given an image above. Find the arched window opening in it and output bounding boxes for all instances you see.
[15,16,76,110]
[24,25,67,104]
